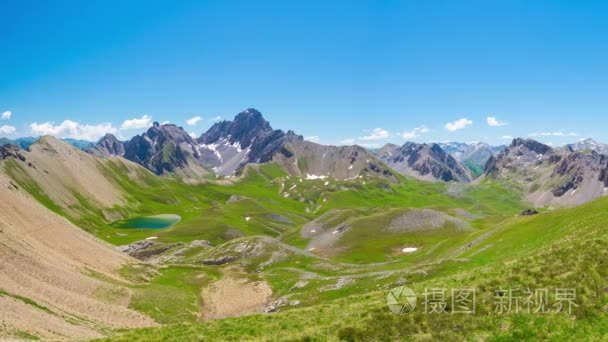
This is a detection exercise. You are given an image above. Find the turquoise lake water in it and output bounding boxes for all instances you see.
[112,214,181,229]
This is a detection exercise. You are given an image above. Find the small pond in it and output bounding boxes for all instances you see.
[112,214,181,229]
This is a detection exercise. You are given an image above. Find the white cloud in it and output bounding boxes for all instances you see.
[445,118,473,131]
[401,126,429,139]
[186,116,203,126]
[161,121,170,125]
[210,116,223,122]
[359,143,380,149]
[339,138,356,145]
[305,136,320,143]
[189,132,197,138]
[29,120,118,141]
[360,128,390,141]
[120,115,152,130]
[528,131,578,137]
[0,125,16,135]
[501,135,514,140]
[486,116,507,127]
[1,111,11,120]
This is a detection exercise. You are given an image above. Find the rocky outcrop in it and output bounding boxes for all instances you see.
[0,144,26,161]
[117,240,182,260]
[521,209,539,216]
[202,255,238,265]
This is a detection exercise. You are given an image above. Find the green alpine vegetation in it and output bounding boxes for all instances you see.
[3,135,607,341]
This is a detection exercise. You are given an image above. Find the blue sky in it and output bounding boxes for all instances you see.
[1,0,607,147]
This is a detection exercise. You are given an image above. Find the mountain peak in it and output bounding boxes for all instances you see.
[511,138,552,155]
[93,133,125,157]
[199,108,273,149]
[99,133,120,143]
[232,108,271,131]
[378,141,471,182]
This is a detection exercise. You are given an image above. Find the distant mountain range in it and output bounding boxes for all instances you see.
[567,138,608,155]
[3,108,608,205]
[437,142,506,177]
[0,137,94,150]
[376,142,472,182]
[91,108,395,181]
[485,138,608,206]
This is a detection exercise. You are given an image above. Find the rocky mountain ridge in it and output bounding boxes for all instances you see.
[377,142,472,182]
[484,138,608,206]
[89,108,394,181]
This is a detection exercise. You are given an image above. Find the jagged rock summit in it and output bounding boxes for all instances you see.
[377,142,472,182]
[89,108,394,181]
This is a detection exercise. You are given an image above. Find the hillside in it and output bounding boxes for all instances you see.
[4,132,608,341]
[0,172,154,340]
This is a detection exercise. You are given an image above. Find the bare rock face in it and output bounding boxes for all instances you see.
[92,134,125,157]
[197,108,304,175]
[0,144,26,161]
[378,142,471,182]
[484,138,608,206]
[123,122,200,175]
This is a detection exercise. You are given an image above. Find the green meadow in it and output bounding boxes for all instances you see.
[9,158,608,341]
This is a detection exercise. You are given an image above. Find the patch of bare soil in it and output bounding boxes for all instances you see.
[201,275,272,320]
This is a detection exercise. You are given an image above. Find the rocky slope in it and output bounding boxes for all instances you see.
[125,122,209,177]
[273,140,396,181]
[0,136,157,219]
[377,142,472,182]
[0,171,154,340]
[2,136,128,214]
[92,133,125,157]
[484,138,608,206]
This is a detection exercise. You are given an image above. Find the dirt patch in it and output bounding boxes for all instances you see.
[201,275,273,320]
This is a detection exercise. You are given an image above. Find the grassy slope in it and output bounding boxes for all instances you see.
[102,196,608,341]
[5,157,542,339]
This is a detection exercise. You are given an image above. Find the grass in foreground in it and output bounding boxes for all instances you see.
[100,197,608,341]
